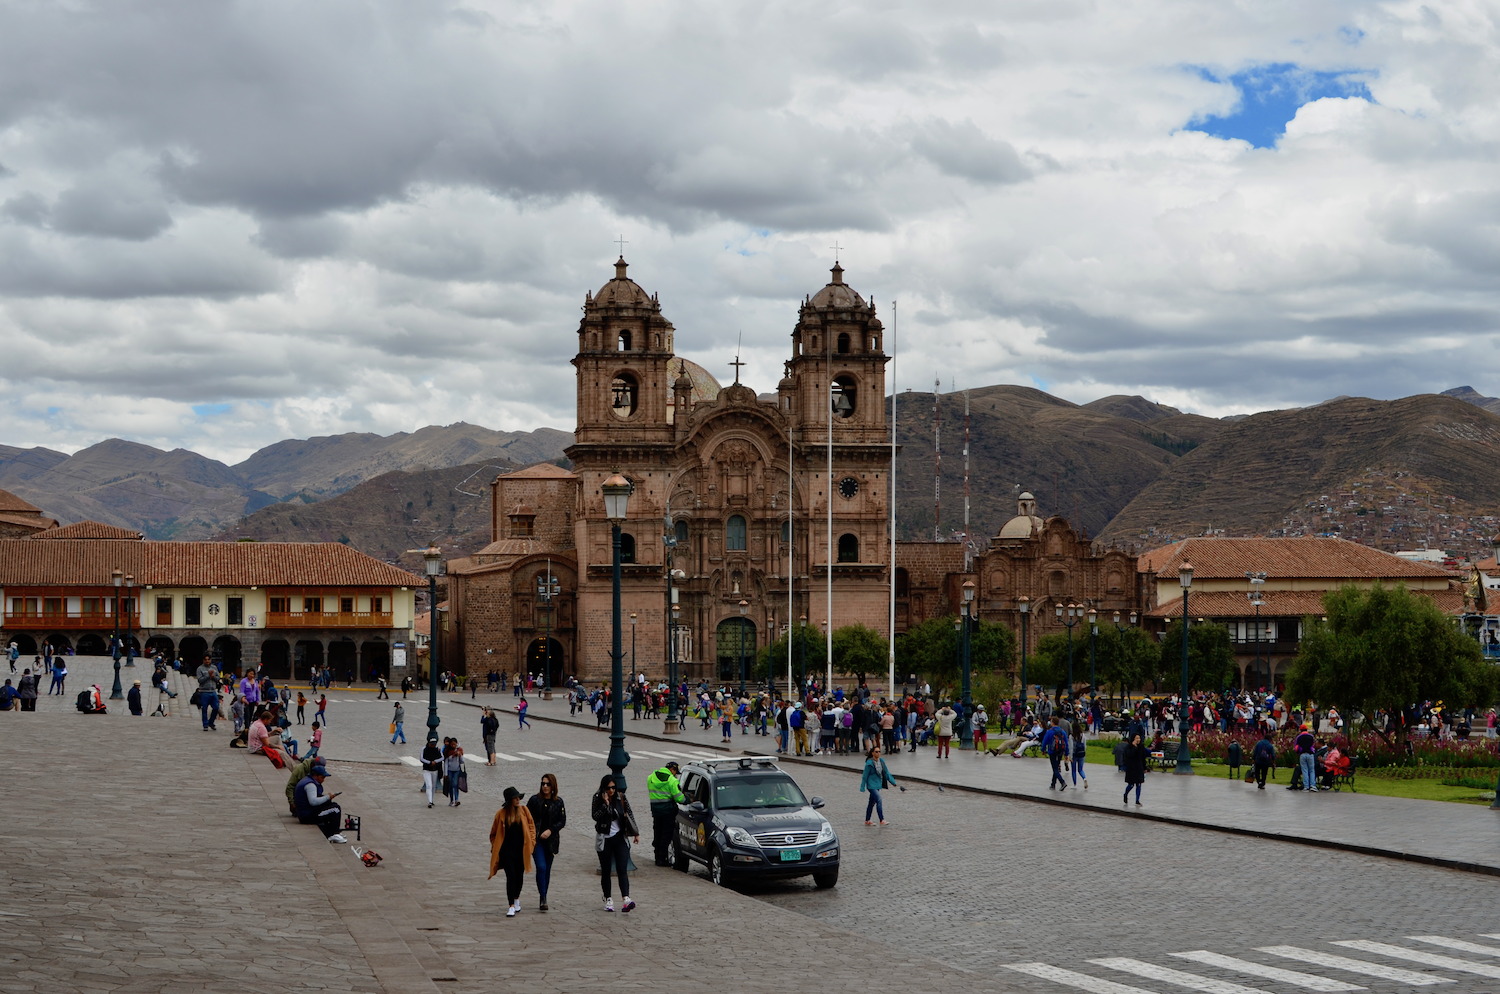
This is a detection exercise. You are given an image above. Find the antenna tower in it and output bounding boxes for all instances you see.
[963,389,971,571]
[933,378,942,542]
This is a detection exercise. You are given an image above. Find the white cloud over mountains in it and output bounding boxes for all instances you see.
[1,0,1497,461]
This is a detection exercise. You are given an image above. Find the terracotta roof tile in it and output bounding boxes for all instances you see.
[0,489,43,514]
[1137,537,1451,580]
[0,512,57,531]
[0,540,420,587]
[1148,583,1467,619]
[29,521,144,540]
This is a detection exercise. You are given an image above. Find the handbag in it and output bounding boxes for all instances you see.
[389,721,397,734]
[189,690,201,707]
[456,767,469,793]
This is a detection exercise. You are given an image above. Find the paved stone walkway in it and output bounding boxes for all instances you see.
[515,694,1500,875]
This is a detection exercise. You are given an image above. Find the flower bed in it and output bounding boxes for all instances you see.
[1185,728,1500,770]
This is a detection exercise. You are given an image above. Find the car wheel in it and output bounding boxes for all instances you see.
[709,846,731,887]
[813,869,838,889]
[668,836,688,872]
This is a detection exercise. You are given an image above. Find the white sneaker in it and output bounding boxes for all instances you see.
[621,897,636,913]
[328,834,347,844]
[512,901,521,913]
[604,898,614,912]
[506,906,517,917]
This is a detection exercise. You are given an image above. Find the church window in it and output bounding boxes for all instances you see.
[837,332,850,354]
[871,337,879,351]
[674,520,689,546]
[726,515,747,552]
[611,372,639,418]
[619,533,636,563]
[618,330,632,351]
[653,334,660,348]
[781,520,790,544]
[838,533,859,563]
[811,335,818,351]
[895,567,910,597]
[832,375,857,419]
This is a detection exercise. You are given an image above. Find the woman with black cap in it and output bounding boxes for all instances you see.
[489,786,535,917]
[591,774,640,912]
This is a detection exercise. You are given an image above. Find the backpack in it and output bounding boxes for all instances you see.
[1049,731,1068,756]
[76,690,94,712]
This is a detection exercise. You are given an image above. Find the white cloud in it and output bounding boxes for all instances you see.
[0,0,1498,461]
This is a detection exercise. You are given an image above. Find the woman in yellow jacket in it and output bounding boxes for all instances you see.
[489,786,536,917]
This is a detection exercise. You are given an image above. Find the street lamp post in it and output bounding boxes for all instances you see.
[540,561,557,699]
[960,579,975,748]
[1175,562,1194,775]
[422,548,443,745]
[820,619,828,695]
[666,572,682,735]
[1111,609,1138,708]
[798,615,808,699]
[630,612,637,686]
[1087,606,1097,703]
[1246,571,1266,693]
[124,574,135,667]
[109,568,124,699]
[737,599,749,698]
[1017,596,1029,718]
[602,474,633,792]
[1057,602,1080,706]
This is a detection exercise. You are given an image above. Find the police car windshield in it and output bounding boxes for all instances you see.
[714,774,807,809]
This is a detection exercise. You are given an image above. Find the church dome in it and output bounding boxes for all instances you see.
[594,257,653,307]
[807,263,866,310]
[997,491,1043,539]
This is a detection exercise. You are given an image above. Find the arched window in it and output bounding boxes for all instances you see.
[611,372,639,418]
[617,330,632,351]
[895,567,910,597]
[726,515,747,552]
[838,533,859,563]
[832,375,857,419]
[837,332,850,354]
[781,520,791,544]
[674,520,689,546]
[619,533,636,564]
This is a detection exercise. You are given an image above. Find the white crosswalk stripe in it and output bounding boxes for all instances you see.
[1169,951,1363,992]
[1332,940,1500,980]
[573,750,609,759]
[1409,936,1500,958]
[631,751,675,759]
[545,751,585,760]
[1091,957,1274,994]
[398,756,420,767]
[1258,947,1452,985]
[1008,963,1158,994]
[518,751,555,761]
[493,753,524,762]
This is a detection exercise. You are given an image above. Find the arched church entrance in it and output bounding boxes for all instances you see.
[526,637,565,686]
[715,617,756,685]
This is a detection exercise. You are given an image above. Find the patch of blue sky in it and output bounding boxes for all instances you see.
[1186,62,1374,148]
[192,402,232,417]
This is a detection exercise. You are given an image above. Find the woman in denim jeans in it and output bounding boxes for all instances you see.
[526,773,566,912]
[443,738,465,806]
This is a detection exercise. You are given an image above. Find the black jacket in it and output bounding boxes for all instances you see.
[526,794,567,854]
[1123,740,1148,784]
[591,791,639,838]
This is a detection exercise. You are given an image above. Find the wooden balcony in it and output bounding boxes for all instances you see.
[264,611,395,629]
[2,610,138,630]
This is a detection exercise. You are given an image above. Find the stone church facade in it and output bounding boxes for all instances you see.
[447,257,898,684]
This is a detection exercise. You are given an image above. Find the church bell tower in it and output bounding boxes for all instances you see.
[572,257,677,446]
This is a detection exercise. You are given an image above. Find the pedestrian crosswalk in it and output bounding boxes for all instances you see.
[1011,934,1500,993]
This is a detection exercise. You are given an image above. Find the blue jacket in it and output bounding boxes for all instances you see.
[1042,726,1068,757]
[859,758,895,792]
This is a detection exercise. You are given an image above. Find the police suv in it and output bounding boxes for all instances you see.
[667,756,839,888]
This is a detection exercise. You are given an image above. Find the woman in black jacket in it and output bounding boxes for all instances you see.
[1123,732,1147,806]
[525,773,566,912]
[591,774,640,912]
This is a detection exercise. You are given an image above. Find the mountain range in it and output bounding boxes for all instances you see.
[0,425,570,540]
[7,387,1500,558]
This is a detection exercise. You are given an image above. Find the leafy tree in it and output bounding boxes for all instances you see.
[755,623,826,688]
[1285,582,1499,747]
[1076,623,1158,703]
[1027,633,1072,700]
[896,615,1014,694]
[1156,620,1235,693]
[832,623,888,686]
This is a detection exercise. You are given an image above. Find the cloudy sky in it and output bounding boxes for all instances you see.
[1,0,1497,463]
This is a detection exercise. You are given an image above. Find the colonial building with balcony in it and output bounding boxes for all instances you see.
[0,525,420,680]
[1139,536,1464,692]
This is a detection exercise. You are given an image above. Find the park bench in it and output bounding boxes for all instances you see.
[1326,755,1358,792]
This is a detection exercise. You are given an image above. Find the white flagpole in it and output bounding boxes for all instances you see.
[888,300,897,702]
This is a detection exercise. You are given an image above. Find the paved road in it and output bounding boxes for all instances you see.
[8,664,1500,993]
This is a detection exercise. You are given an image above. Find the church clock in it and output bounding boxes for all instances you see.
[839,476,859,499]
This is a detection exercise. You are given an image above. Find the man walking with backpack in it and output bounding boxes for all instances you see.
[1042,716,1070,790]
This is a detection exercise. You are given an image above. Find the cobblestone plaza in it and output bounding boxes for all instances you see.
[3,657,1499,993]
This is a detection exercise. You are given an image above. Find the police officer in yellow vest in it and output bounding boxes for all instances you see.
[647,761,686,866]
